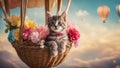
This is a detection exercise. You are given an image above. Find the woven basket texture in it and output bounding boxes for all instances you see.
[12,41,72,68]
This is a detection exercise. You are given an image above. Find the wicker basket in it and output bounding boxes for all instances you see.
[12,41,72,68]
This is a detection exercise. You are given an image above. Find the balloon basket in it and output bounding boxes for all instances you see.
[12,41,72,68]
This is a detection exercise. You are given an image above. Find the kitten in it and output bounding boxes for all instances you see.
[45,15,68,57]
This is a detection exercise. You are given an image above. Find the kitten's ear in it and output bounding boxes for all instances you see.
[60,12,67,21]
[47,11,52,23]
[47,11,52,22]
[47,11,52,17]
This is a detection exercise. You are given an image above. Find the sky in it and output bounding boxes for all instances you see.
[0,0,120,68]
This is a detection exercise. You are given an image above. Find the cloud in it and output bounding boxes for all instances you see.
[57,51,120,68]
[0,34,8,42]
[0,51,29,68]
[0,58,15,68]
[118,19,120,23]
[76,10,89,17]
[0,36,29,68]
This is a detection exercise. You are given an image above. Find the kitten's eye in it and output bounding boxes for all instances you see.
[50,22,54,25]
[58,22,61,25]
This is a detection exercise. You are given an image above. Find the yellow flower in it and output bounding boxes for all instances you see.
[17,21,20,27]
[5,14,20,27]
[10,14,20,27]
[24,20,35,29]
[14,29,19,40]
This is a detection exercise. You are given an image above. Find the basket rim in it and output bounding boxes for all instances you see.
[12,41,72,49]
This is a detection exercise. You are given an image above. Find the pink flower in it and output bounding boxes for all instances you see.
[28,25,49,44]
[73,39,80,47]
[30,31,40,43]
[22,28,32,40]
[34,25,49,39]
[68,28,80,41]
[67,23,80,47]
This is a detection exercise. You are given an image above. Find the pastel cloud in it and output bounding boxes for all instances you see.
[76,10,89,17]
[0,50,28,68]
[69,55,120,68]
[0,34,8,42]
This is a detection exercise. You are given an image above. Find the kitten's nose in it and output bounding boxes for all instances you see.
[55,26,57,29]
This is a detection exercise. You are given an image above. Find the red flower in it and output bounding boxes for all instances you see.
[67,23,80,47]
[68,28,80,41]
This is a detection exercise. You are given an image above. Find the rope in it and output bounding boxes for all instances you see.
[64,0,71,15]
[57,0,63,15]
[45,0,50,25]
[0,0,9,18]
[61,0,71,22]
[4,0,10,16]
[19,0,28,42]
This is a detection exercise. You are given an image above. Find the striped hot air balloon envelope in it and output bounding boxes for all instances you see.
[97,5,110,23]
[0,0,57,10]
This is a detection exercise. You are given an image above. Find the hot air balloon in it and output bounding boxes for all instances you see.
[116,4,120,17]
[0,0,74,68]
[97,5,110,23]
[116,4,120,23]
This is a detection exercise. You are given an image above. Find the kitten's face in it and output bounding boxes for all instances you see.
[48,16,66,33]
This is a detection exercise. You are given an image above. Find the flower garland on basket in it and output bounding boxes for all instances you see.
[4,15,80,48]
[14,20,49,48]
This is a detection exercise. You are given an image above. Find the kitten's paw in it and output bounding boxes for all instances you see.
[58,41,67,54]
[58,47,66,54]
[39,40,45,48]
[47,41,58,57]
[50,51,58,57]
[40,45,44,48]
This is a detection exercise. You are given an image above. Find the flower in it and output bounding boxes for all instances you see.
[14,29,19,40]
[34,25,49,39]
[24,20,35,29]
[28,25,49,43]
[11,14,20,27]
[17,21,21,27]
[30,31,40,43]
[6,14,20,27]
[22,28,32,40]
[68,28,80,41]
[67,23,80,47]
[73,39,80,47]
[8,29,16,43]
[4,14,20,34]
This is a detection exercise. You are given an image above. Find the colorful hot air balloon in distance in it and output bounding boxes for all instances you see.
[116,4,120,17]
[97,5,110,23]
[116,4,120,23]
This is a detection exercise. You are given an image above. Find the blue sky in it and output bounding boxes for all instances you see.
[0,0,120,68]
